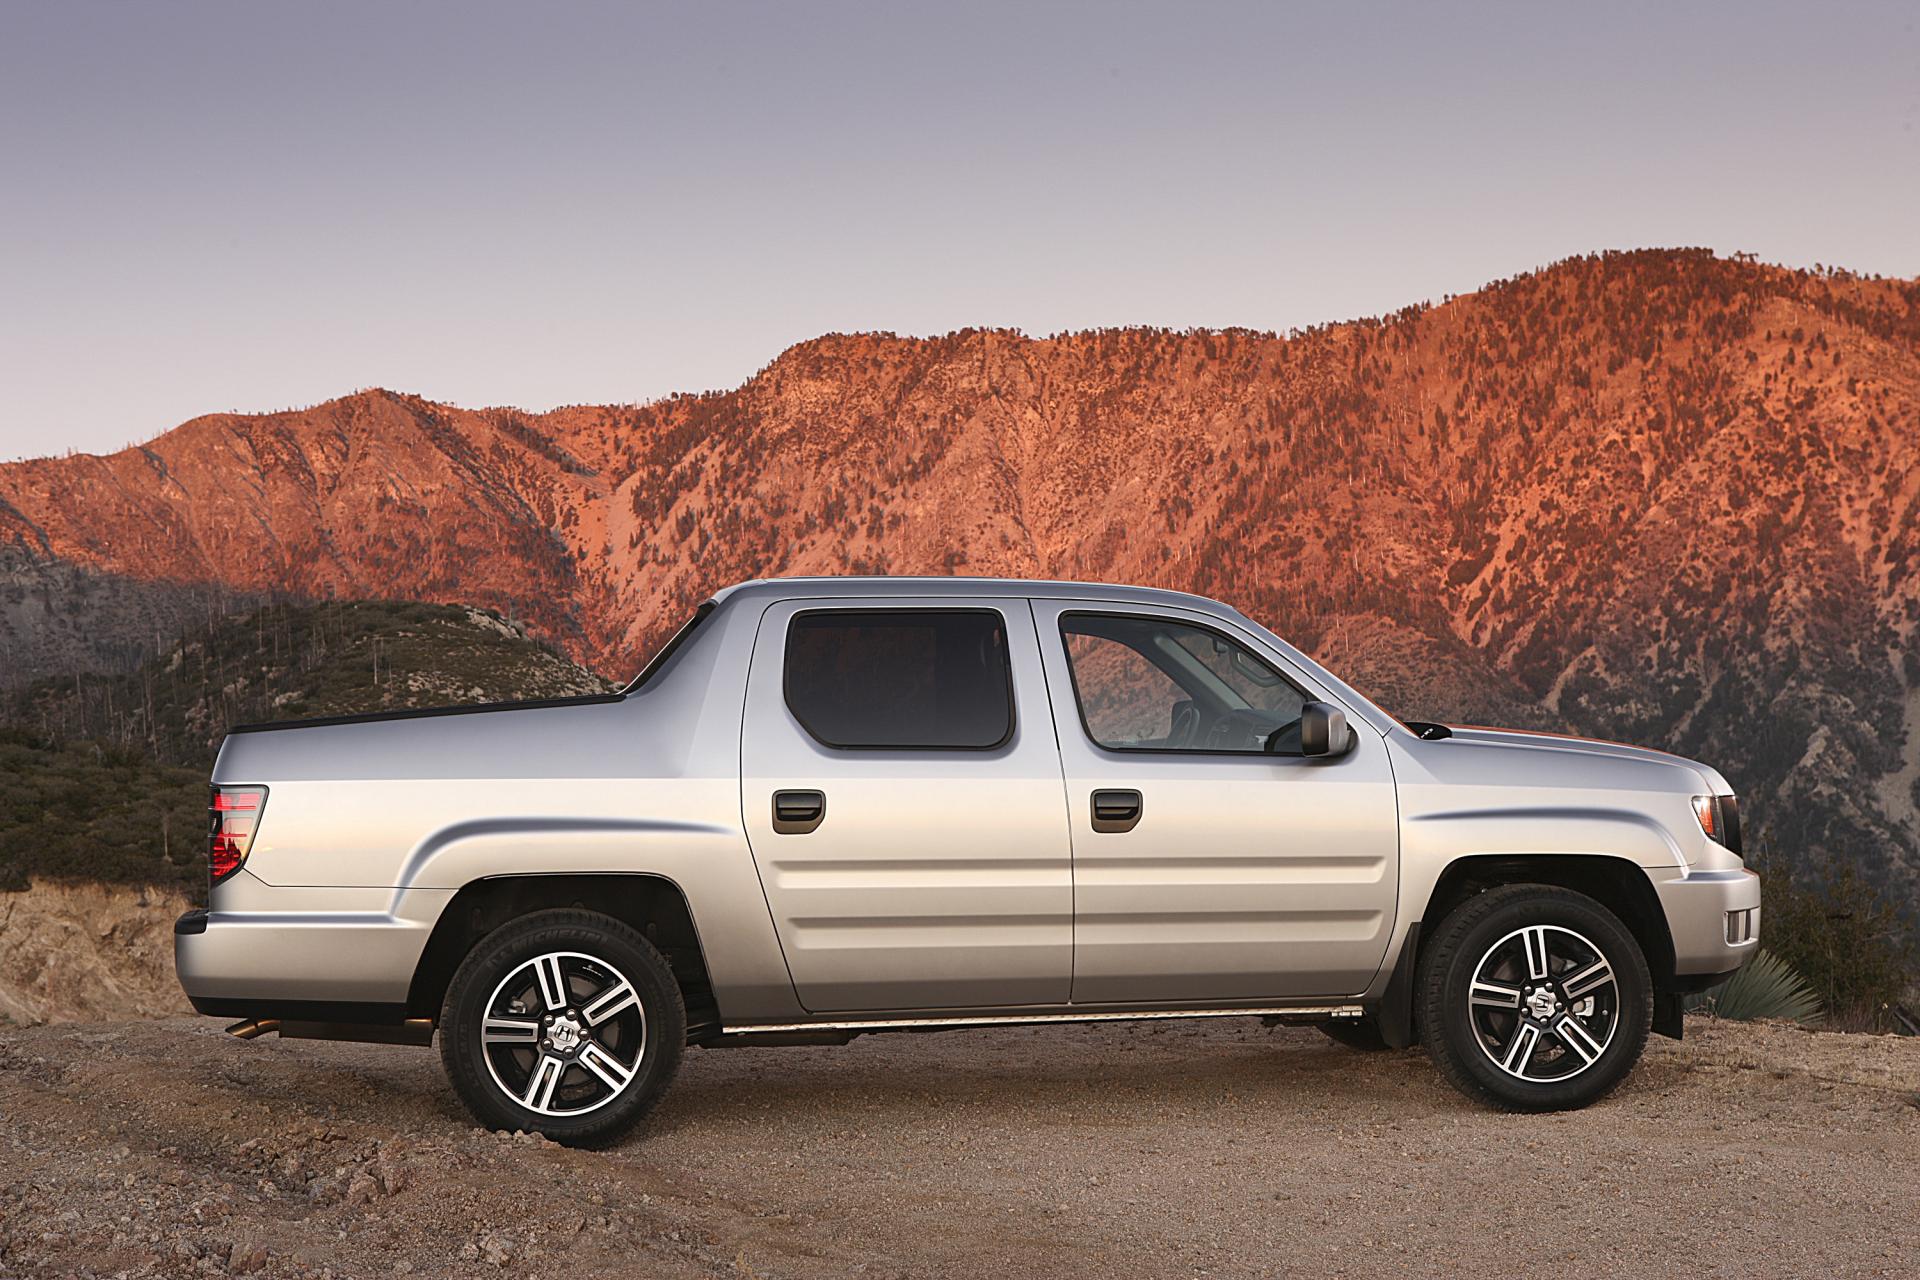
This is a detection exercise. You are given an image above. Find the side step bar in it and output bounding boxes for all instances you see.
[718,1004,1366,1038]
[229,1006,1365,1048]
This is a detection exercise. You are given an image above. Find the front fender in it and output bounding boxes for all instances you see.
[1405,804,1685,872]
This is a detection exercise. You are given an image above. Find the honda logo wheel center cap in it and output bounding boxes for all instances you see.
[544,1014,585,1053]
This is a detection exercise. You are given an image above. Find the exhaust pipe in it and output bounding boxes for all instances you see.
[224,1018,280,1040]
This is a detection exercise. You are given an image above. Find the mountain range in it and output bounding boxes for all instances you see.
[3,248,1916,908]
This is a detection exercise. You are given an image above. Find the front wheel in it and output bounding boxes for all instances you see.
[440,908,685,1147]
[1418,885,1651,1112]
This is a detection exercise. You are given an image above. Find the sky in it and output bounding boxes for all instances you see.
[3,2,1916,461]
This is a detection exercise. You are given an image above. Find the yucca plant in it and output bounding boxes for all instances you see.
[1684,948,1824,1025]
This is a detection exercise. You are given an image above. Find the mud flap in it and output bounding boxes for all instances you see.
[1653,991,1685,1041]
[1376,922,1421,1050]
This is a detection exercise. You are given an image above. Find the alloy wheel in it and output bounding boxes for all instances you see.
[1465,924,1619,1082]
[480,950,648,1116]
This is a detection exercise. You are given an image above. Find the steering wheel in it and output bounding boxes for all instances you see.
[1167,702,1202,749]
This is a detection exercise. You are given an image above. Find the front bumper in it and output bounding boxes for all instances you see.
[1650,866,1761,979]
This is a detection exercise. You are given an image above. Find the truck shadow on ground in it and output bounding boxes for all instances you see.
[188,1017,1735,1142]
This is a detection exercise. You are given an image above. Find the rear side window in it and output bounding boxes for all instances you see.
[784,609,1014,749]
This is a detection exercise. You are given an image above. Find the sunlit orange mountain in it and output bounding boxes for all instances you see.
[3,249,1917,900]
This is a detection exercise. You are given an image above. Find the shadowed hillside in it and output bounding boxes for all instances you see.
[1,600,614,892]
[2,249,1917,909]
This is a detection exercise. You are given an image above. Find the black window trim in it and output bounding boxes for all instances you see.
[783,605,1018,752]
[621,599,717,694]
[1057,609,1314,758]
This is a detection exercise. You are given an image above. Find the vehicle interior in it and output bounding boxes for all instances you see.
[1059,613,1310,754]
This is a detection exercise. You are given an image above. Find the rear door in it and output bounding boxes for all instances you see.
[1031,600,1399,1003]
[740,596,1074,1012]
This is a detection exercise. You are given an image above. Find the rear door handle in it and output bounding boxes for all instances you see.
[772,789,826,835]
[1090,788,1143,833]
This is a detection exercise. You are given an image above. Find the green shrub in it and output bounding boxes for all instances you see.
[0,727,206,897]
[1750,851,1914,1030]
[1685,948,1823,1024]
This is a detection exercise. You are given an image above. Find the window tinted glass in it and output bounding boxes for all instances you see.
[1061,614,1306,754]
[1062,632,1186,746]
[786,610,1014,749]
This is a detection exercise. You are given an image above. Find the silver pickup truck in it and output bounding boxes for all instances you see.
[176,577,1759,1145]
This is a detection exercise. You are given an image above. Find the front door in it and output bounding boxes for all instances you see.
[740,596,1073,1012]
[1031,600,1400,1004]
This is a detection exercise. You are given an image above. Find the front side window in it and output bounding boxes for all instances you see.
[1061,613,1308,754]
[785,609,1014,749]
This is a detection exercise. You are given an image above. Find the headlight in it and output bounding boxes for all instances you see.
[1692,794,1743,854]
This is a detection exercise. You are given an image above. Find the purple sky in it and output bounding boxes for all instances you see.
[3,1,1916,460]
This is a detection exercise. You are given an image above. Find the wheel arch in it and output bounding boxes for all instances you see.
[408,873,718,1036]
[1380,853,1678,1048]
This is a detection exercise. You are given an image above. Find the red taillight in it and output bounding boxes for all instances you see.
[209,785,268,886]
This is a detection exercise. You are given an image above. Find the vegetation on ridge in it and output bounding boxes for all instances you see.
[0,600,614,894]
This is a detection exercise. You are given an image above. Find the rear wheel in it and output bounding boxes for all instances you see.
[439,909,684,1147]
[1418,884,1651,1112]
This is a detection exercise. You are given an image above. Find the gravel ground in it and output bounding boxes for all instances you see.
[2,1015,1917,1279]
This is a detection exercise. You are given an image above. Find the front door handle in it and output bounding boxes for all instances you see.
[1090,788,1143,833]
[772,789,826,835]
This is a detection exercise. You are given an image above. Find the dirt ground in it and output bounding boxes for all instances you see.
[1,1016,1916,1280]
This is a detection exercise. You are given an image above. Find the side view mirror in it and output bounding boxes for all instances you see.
[1300,701,1351,758]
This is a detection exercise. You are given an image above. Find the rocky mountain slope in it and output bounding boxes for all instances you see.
[0,880,193,1024]
[2,249,1916,905]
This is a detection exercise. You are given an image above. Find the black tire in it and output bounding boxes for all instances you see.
[439,908,685,1147]
[1318,1016,1391,1051]
[1417,884,1651,1112]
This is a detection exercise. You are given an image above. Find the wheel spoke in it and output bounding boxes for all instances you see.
[534,954,569,1011]
[577,1042,637,1094]
[1470,978,1522,1009]
[1561,958,1613,1001]
[521,1053,565,1110]
[1521,927,1551,980]
[483,1016,540,1045]
[581,979,639,1027]
[1554,1015,1606,1065]
[1501,1021,1542,1075]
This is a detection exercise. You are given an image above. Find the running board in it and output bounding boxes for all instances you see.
[723,1004,1365,1036]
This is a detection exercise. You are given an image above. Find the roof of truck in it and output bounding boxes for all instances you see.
[712,575,1234,612]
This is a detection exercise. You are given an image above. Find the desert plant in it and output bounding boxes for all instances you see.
[1685,948,1823,1025]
